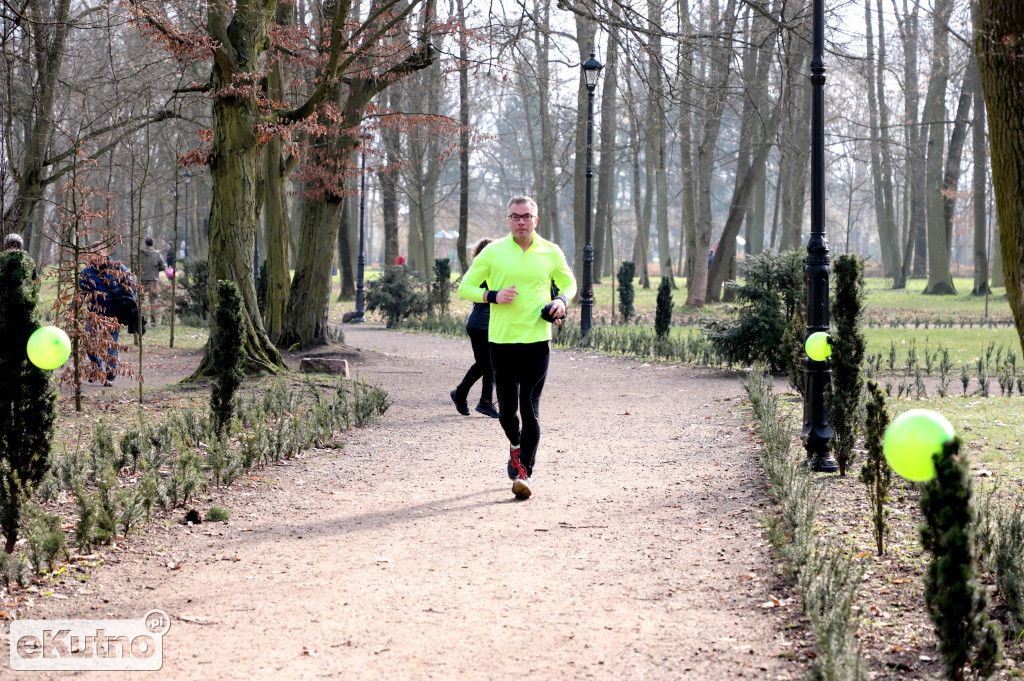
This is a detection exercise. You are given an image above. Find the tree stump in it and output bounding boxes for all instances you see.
[299,358,350,377]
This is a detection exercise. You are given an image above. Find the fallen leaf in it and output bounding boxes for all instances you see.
[302,646,316,657]
[166,560,182,571]
[176,614,216,625]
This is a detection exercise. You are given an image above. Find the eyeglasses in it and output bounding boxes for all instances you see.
[508,213,534,222]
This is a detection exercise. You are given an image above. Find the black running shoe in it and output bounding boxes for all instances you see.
[475,401,499,418]
[450,389,470,416]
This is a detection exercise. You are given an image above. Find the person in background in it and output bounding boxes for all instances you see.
[457,195,576,500]
[79,242,135,386]
[4,233,39,280]
[396,254,407,267]
[140,236,167,324]
[450,238,499,419]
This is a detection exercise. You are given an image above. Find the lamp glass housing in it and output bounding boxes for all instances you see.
[582,53,602,90]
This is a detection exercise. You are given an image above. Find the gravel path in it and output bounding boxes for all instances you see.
[9,326,802,680]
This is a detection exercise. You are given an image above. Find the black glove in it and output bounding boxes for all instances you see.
[541,302,558,323]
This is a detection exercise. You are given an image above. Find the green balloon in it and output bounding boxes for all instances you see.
[882,409,955,482]
[26,326,72,371]
[805,332,832,361]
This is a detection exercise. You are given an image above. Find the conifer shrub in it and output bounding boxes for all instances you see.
[432,258,452,318]
[616,261,635,323]
[211,280,245,434]
[0,249,58,553]
[205,506,230,522]
[176,257,210,323]
[828,254,866,476]
[23,502,66,573]
[859,381,892,556]
[919,437,1001,680]
[654,276,673,338]
[366,265,430,328]
[994,504,1024,638]
[704,249,805,372]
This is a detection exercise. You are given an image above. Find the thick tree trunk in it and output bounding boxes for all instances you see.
[708,105,781,301]
[977,0,1024,353]
[687,0,739,306]
[5,0,72,242]
[678,0,698,283]
[262,3,294,343]
[971,12,990,295]
[865,0,902,282]
[379,87,401,271]
[336,172,356,300]
[627,81,651,290]
[456,0,470,275]
[279,197,341,348]
[942,81,971,276]
[194,3,285,376]
[593,27,619,284]
[535,1,560,245]
[646,0,673,287]
[922,0,956,295]
[778,63,812,252]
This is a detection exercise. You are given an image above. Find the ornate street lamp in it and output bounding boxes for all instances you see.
[581,52,602,336]
[353,130,373,322]
[182,169,192,258]
[802,0,837,472]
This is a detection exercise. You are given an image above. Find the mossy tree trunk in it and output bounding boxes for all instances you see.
[262,2,296,344]
[977,0,1024,355]
[281,60,435,349]
[282,195,343,348]
[193,0,282,376]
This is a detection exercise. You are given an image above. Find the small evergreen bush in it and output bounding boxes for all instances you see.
[0,249,58,553]
[176,257,210,323]
[654,276,673,338]
[205,506,230,522]
[432,258,452,318]
[919,437,1001,680]
[828,254,866,476]
[994,504,1024,638]
[366,265,430,328]
[704,249,805,372]
[211,280,245,434]
[616,261,635,323]
[859,381,892,556]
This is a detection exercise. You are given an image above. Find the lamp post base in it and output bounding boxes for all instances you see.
[801,453,839,473]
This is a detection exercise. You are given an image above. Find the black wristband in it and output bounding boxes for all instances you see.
[487,290,498,304]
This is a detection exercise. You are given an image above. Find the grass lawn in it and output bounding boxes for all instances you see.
[863,326,1022,368]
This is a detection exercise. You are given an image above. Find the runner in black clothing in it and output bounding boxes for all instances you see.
[451,238,500,419]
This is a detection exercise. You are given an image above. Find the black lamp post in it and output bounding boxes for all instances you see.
[182,170,192,258]
[581,52,602,337]
[354,130,372,322]
[802,0,838,472]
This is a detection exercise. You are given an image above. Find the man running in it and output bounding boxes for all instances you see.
[458,195,576,499]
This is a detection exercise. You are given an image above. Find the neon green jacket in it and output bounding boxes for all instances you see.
[458,234,577,344]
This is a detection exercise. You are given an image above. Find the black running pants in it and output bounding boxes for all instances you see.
[489,341,550,476]
[455,327,494,403]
